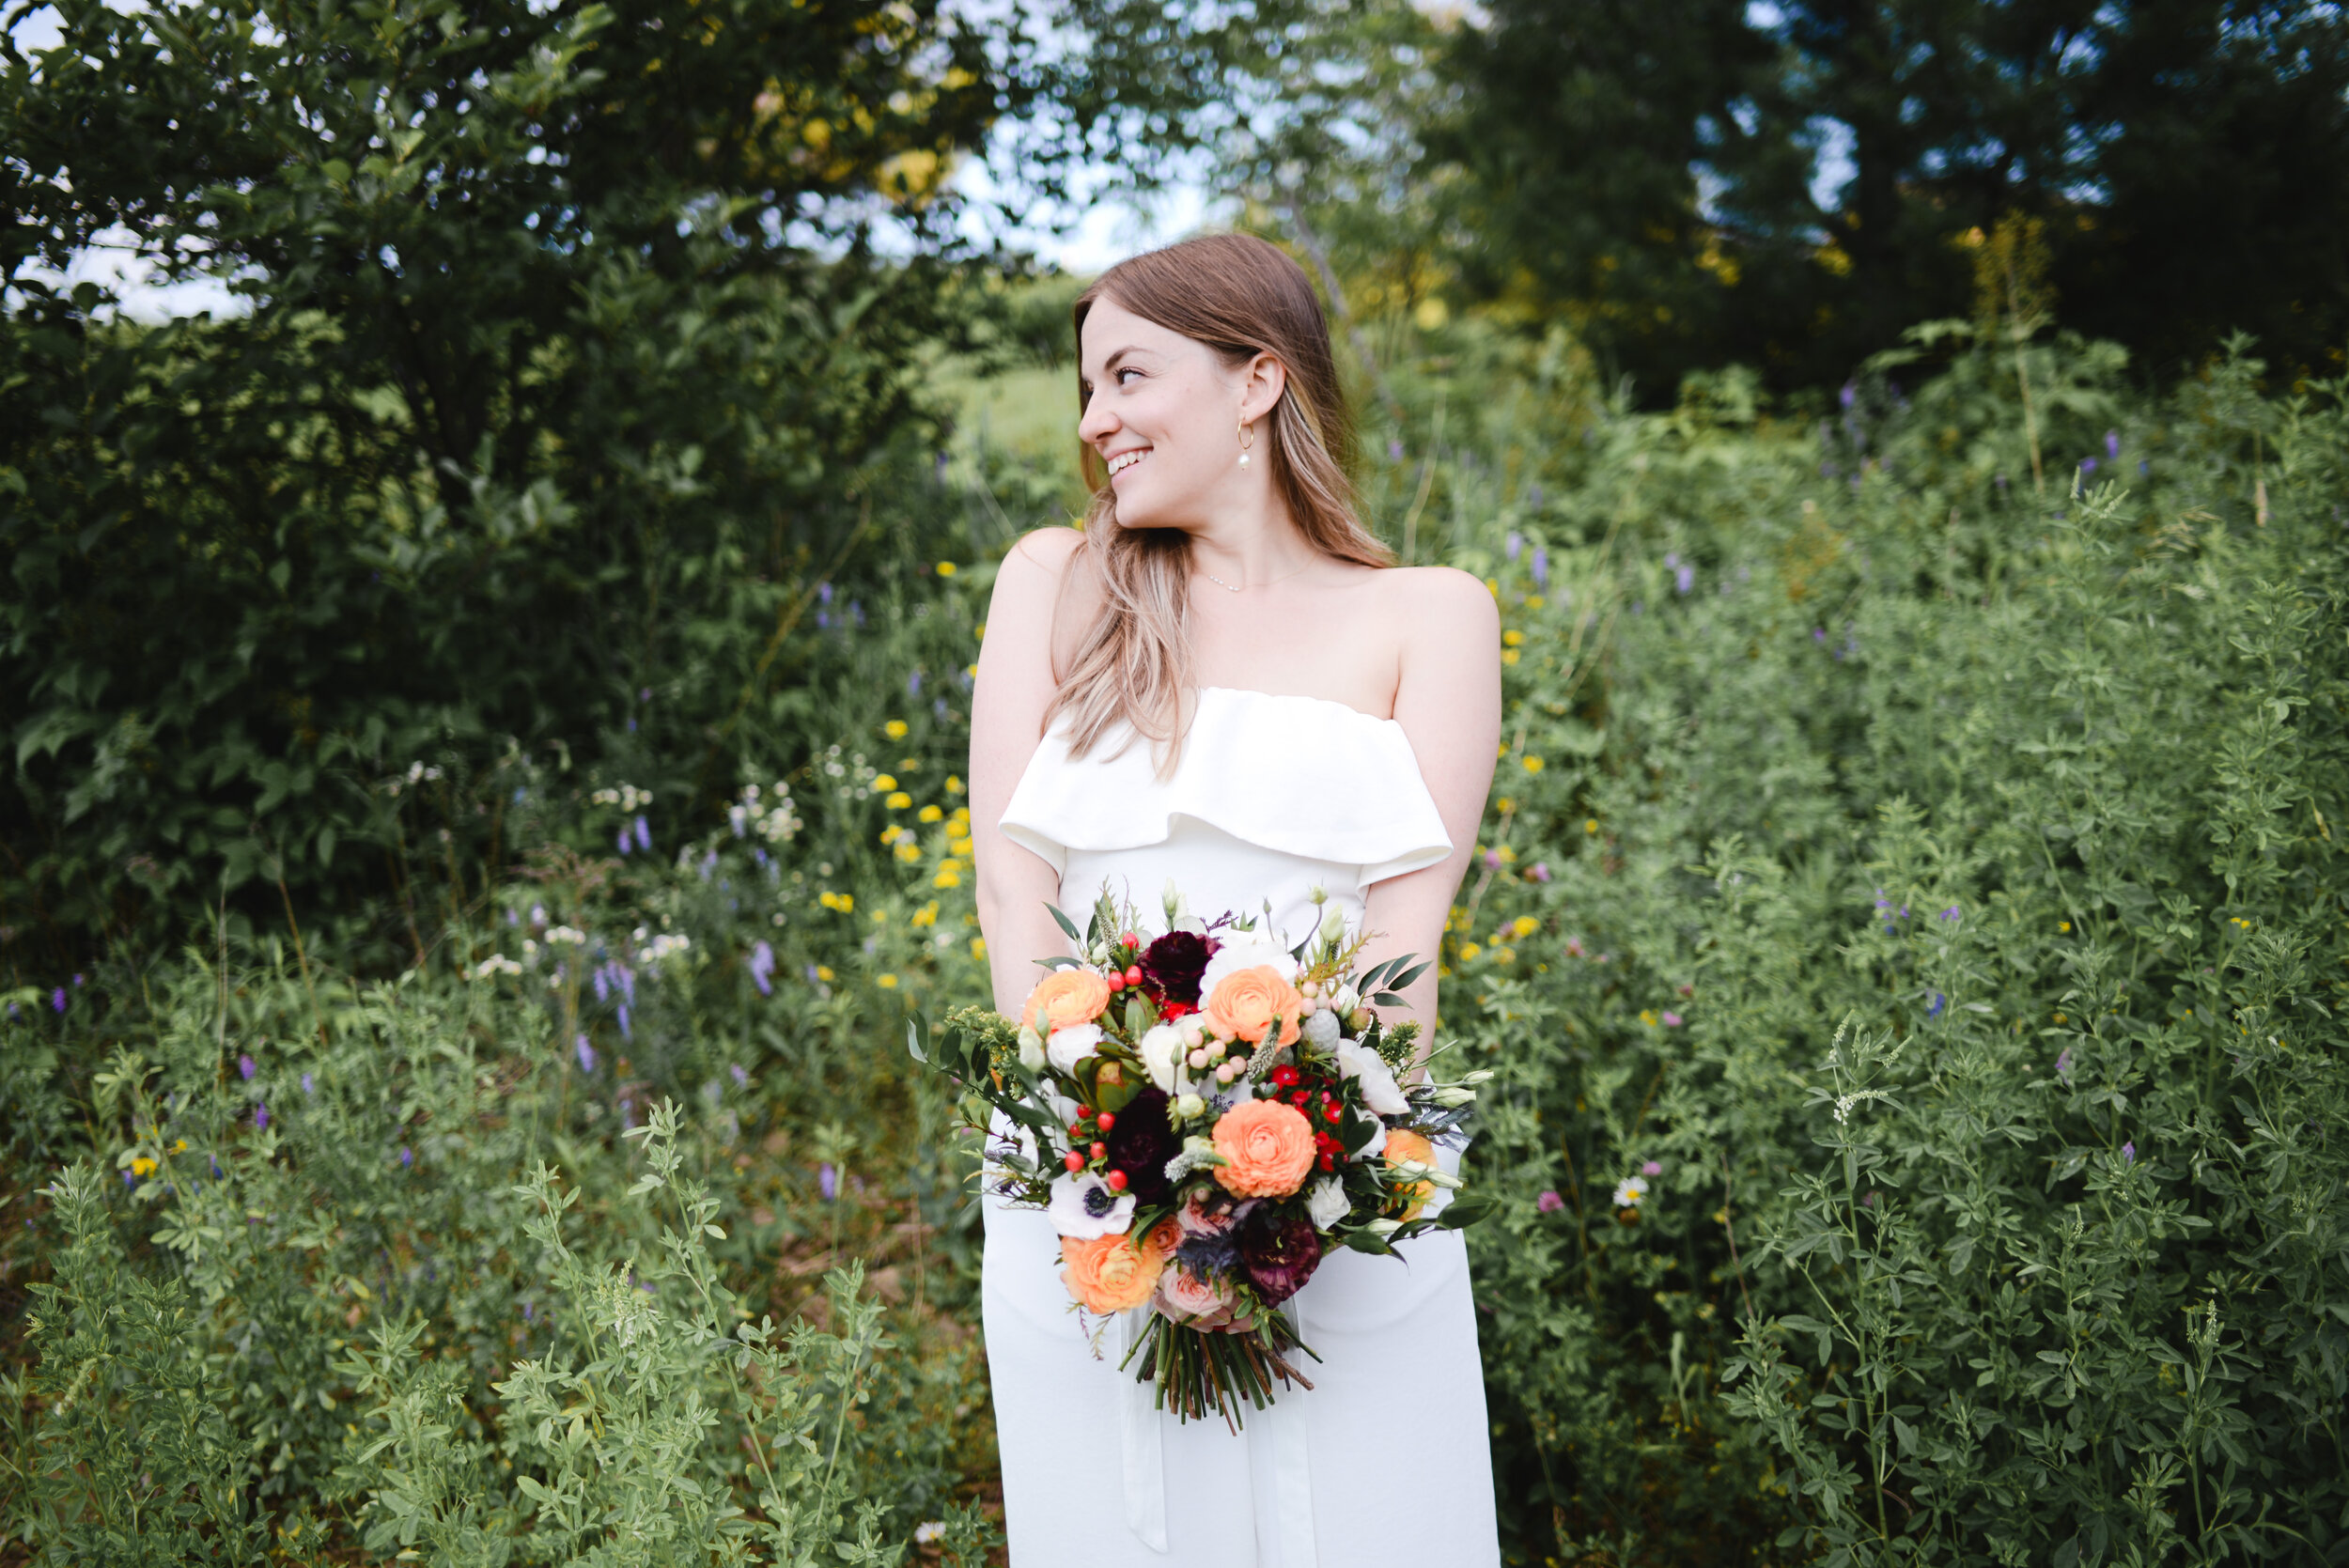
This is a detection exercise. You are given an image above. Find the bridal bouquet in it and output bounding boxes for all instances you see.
[909,884,1491,1426]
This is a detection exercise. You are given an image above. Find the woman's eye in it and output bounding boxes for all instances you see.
[1116,367,1142,385]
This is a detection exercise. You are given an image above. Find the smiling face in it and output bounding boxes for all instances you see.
[1076,295,1283,533]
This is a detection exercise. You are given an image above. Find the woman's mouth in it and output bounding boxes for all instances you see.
[1107,447,1151,478]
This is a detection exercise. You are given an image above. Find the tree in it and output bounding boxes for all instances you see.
[1439,0,2349,396]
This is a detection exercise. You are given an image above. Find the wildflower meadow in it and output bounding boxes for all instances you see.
[5,283,2343,1567]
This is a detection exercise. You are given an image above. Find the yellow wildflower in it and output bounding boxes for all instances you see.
[1512,915,1540,938]
[1585,818,1598,834]
[1502,648,1521,665]
[874,773,897,791]
[1458,942,1483,962]
[1522,755,1545,773]
[877,973,899,989]
[911,901,939,927]
[884,721,909,739]
[895,842,922,863]
[886,791,912,809]
[970,937,987,960]
[918,803,943,823]
[936,561,957,577]
[1502,629,1525,646]
[817,966,835,982]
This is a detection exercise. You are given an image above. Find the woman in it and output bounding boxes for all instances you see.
[968,233,1502,1565]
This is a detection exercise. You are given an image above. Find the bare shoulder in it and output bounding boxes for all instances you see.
[993,525,1086,602]
[1375,565,1501,642]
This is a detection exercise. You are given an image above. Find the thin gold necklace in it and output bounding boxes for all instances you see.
[1198,560,1314,593]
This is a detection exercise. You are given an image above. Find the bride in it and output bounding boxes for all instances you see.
[967,232,1502,1565]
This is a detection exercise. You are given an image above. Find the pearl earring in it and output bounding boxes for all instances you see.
[1237,417,1254,468]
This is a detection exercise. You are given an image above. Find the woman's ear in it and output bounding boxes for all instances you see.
[1237,350,1288,425]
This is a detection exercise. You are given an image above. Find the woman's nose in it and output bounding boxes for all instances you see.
[1077,389,1116,444]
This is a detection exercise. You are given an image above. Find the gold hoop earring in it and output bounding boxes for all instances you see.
[1237,418,1255,469]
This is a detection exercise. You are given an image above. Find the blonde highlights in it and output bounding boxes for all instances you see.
[1047,233,1393,775]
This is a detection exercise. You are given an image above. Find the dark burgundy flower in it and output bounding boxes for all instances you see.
[1105,1088,1175,1208]
[1139,931,1212,1006]
[1238,1209,1323,1305]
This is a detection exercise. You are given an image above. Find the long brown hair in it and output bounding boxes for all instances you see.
[1047,233,1393,775]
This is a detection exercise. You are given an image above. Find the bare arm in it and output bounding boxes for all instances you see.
[969,527,1090,1017]
[1359,569,1501,1073]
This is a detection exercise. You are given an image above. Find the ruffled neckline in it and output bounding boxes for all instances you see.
[996,684,1452,884]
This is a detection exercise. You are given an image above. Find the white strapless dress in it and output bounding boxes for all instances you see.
[987,686,1501,1566]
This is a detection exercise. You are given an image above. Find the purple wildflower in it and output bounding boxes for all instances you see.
[2121,1141,2135,1164]
[1388,438,1405,462]
[1641,1160,1663,1177]
[1665,551,1679,568]
[908,670,923,695]
[239,1053,257,1080]
[1506,531,1522,561]
[1675,565,1695,595]
[592,965,611,1003]
[399,1146,412,1168]
[1528,483,1545,508]
[1660,1011,1683,1027]
[1839,381,1856,410]
[805,963,820,985]
[1482,849,1502,870]
[616,827,631,854]
[1536,1189,1565,1213]
[1927,992,1946,1018]
[818,1162,838,1202]
[521,1300,534,1321]
[124,1170,136,1188]
[634,815,651,852]
[616,1002,631,1040]
[730,1063,749,1088]
[577,1035,598,1073]
[1531,547,1548,587]
[2055,1048,2074,1079]
[1940,906,1961,921]
[1526,862,1551,883]
[301,1073,315,1094]
[2105,429,2121,459]
[749,940,776,997]
[52,988,66,1014]
[1814,627,1828,643]
[254,1103,269,1130]
[2080,457,2098,474]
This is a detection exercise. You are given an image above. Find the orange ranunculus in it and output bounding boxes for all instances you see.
[1203,965,1303,1048]
[1213,1099,1317,1198]
[1061,1229,1170,1314]
[1022,968,1112,1032]
[1383,1128,1437,1220]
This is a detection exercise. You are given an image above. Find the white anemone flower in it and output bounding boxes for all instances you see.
[1049,1172,1135,1239]
[1046,1021,1104,1074]
[1336,1038,1410,1117]
[1197,939,1300,1001]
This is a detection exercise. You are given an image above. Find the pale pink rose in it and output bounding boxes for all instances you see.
[1155,1264,1243,1330]
[1176,1189,1243,1237]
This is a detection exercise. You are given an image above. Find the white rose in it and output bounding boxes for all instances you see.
[1048,1172,1135,1239]
[1017,1024,1047,1071]
[1302,1009,1342,1048]
[1318,905,1347,943]
[1337,1037,1410,1117]
[1305,1175,1349,1230]
[1139,1023,1186,1094]
[1046,1022,1104,1074]
[1198,939,1300,1001]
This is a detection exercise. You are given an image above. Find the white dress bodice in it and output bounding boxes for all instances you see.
[997,685,1454,949]
[980,686,1500,1566]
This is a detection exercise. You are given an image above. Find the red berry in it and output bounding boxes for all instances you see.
[1064,1150,1086,1172]
[1067,1122,1085,1141]
[1096,1111,1116,1133]
[1090,1141,1107,1160]
[1126,965,1144,986]
[1104,1169,1128,1191]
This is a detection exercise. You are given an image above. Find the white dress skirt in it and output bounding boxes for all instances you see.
[987,686,1501,1566]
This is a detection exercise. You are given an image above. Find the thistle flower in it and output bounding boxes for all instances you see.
[1536,1189,1565,1213]
[1641,1160,1662,1176]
